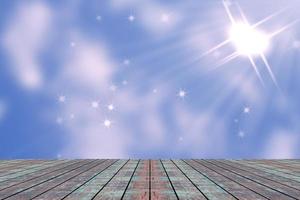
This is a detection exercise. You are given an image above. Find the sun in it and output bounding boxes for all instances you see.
[229,23,269,56]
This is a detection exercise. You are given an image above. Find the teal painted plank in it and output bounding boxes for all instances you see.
[0,160,94,199]
[64,160,128,200]
[225,160,300,188]
[161,160,206,200]
[198,160,295,200]
[93,160,139,199]
[0,160,80,189]
[150,160,178,200]
[246,160,300,175]
[122,160,149,200]
[185,160,267,200]
[8,160,106,199]
[33,160,117,199]
[173,160,235,200]
[0,160,68,182]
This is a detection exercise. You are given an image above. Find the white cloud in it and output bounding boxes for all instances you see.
[2,2,52,90]
[117,90,169,149]
[53,36,128,158]
[173,103,228,157]
[61,97,129,158]
[263,130,299,159]
[59,38,115,92]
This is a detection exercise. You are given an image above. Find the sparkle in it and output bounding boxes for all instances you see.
[153,88,158,93]
[110,85,117,91]
[293,40,300,49]
[70,42,76,47]
[238,130,245,138]
[70,114,75,119]
[91,101,99,108]
[122,80,128,85]
[178,89,186,98]
[123,59,130,65]
[108,104,114,111]
[103,119,112,127]
[178,137,184,142]
[58,95,66,103]
[96,15,102,21]
[234,118,239,123]
[56,117,63,124]
[244,107,250,113]
[161,13,170,23]
[128,15,135,22]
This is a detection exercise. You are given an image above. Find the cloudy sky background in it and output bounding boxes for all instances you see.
[0,0,300,159]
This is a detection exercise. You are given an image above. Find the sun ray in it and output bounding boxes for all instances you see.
[235,2,249,25]
[247,55,265,86]
[252,7,289,28]
[222,0,236,24]
[203,5,287,58]
[201,39,231,57]
[216,51,240,67]
[260,53,278,87]
[268,19,299,38]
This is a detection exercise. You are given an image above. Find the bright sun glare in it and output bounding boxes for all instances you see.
[230,23,269,56]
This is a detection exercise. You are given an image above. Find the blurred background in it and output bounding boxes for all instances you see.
[0,0,299,159]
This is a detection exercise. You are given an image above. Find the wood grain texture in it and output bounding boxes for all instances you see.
[0,159,299,200]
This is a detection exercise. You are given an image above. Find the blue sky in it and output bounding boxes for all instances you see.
[0,0,300,159]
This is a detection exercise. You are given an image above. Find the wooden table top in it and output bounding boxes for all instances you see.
[0,159,299,199]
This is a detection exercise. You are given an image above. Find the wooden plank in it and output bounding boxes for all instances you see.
[0,160,68,182]
[0,160,81,190]
[239,160,300,181]
[196,160,296,200]
[33,160,117,199]
[151,160,178,200]
[207,160,300,199]
[184,160,267,200]
[172,160,235,200]
[92,160,139,199]
[8,160,107,199]
[122,160,150,200]
[0,160,56,176]
[0,159,298,199]
[63,160,128,200]
[246,160,300,175]
[0,160,94,199]
[0,160,31,168]
[161,160,207,200]
[223,160,300,189]
[0,160,46,174]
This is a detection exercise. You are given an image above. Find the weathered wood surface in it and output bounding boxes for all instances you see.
[0,160,299,199]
